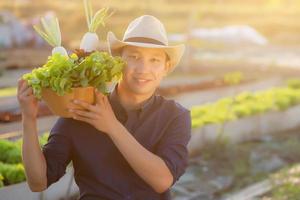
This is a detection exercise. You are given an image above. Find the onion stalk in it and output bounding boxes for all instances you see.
[33,15,68,56]
[79,0,113,52]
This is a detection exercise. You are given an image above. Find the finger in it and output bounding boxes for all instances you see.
[17,78,24,91]
[18,79,28,94]
[18,88,30,99]
[22,87,33,96]
[103,95,110,102]
[69,109,97,119]
[102,95,110,107]
[95,90,105,104]
[73,100,97,111]
[19,94,37,103]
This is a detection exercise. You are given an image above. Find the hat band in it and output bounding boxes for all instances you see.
[124,37,166,46]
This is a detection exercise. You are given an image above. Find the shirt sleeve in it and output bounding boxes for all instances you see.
[42,118,72,188]
[155,110,192,185]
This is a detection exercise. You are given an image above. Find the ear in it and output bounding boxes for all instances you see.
[163,60,171,77]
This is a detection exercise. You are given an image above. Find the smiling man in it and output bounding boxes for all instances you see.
[18,15,191,200]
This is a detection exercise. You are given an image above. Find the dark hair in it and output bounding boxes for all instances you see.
[119,46,170,63]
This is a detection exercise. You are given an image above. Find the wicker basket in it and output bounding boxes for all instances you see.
[41,86,95,118]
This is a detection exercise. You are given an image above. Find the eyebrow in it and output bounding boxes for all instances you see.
[152,53,164,58]
[126,49,165,58]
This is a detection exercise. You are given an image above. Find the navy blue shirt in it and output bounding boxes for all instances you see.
[42,86,191,200]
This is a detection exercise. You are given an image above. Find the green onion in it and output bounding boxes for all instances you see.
[33,15,68,56]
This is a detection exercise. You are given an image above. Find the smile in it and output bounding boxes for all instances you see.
[134,77,151,84]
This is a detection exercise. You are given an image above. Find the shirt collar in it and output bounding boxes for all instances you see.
[109,83,156,118]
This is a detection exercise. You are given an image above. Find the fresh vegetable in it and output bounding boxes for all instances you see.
[0,162,25,185]
[22,51,124,99]
[287,78,300,89]
[0,133,49,165]
[80,0,113,52]
[0,133,49,187]
[191,86,300,128]
[0,174,4,188]
[223,71,244,85]
[0,140,21,164]
[22,53,76,99]
[33,14,68,56]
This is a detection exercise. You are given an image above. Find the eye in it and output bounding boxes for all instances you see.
[151,58,161,62]
[128,55,139,60]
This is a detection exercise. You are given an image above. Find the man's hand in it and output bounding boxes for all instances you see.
[17,79,39,120]
[69,89,119,134]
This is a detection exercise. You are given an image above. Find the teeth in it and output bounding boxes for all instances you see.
[136,78,148,82]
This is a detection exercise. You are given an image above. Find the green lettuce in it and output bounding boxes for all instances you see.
[22,51,125,99]
[0,162,25,185]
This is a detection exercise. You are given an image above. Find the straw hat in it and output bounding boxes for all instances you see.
[107,15,185,73]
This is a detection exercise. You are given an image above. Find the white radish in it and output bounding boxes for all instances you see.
[33,15,68,57]
[80,0,113,53]
[52,46,68,56]
[80,32,100,53]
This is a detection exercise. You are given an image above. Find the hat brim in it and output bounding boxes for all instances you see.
[107,31,185,73]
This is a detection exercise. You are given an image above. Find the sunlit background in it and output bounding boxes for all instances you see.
[1,0,300,200]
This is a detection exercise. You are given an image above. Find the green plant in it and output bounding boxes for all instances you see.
[0,140,21,164]
[269,164,300,200]
[22,51,124,99]
[0,174,4,188]
[287,79,300,89]
[33,14,68,56]
[223,71,244,85]
[38,132,50,146]
[0,162,25,185]
[0,133,49,186]
[0,133,49,164]
[80,0,113,52]
[191,87,300,129]
[83,0,111,33]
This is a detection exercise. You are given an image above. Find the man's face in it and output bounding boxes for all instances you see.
[119,45,170,96]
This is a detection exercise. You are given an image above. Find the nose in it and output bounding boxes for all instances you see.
[135,58,150,73]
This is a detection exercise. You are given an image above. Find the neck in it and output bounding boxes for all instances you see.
[116,83,154,111]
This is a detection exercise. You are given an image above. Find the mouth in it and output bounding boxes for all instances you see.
[133,77,152,84]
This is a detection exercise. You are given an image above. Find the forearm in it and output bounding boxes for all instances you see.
[22,116,47,191]
[109,122,173,193]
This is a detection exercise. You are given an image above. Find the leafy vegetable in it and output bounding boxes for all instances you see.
[0,133,49,165]
[0,140,21,164]
[33,15,62,48]
[33,14,68,56]
[0,162,25,185]
[84,0,112,33]
[22,51,124,99]
[0,174,4,188]
[287,78,300,89]
[0,133,49,186]
[223,71,244,85]
[191,86,300,128]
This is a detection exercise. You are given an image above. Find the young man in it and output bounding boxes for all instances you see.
[18,15,191,200]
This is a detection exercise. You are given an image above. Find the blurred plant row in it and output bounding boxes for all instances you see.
[0,133,48,187]
[191,79,300,128]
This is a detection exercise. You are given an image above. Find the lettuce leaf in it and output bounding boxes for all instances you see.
[22,51,125,99]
